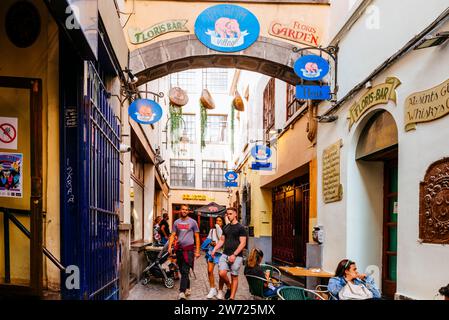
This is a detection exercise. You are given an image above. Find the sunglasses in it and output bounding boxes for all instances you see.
[344,260,353,269]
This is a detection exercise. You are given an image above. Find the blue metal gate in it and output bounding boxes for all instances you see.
[61,60,120,300]
[84,62,120,300]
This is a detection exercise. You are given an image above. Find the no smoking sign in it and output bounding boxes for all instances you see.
[0,117,18,150]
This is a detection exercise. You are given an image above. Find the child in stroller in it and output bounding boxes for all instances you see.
[141,241,178,288]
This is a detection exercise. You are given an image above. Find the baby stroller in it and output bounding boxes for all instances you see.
[141,242,177,289]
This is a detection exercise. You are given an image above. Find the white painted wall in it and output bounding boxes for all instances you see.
[317,11,449,299]
[275,79,287,131]
[144,164,156,241]
[331,0,449,99]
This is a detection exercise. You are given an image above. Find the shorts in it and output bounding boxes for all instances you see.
[218,254,243,276]
[205,251,222,264]
[205,246,222,264]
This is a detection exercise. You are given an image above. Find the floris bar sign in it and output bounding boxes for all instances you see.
[128,20,189,45]
[348,77,401,130]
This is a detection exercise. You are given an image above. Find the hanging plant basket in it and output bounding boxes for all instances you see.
[232,90,244,112]
[200,89,215,110]
[231,103,235,153]
[169,87,189,107]
[169,103,183,151]
[200,101,208,149]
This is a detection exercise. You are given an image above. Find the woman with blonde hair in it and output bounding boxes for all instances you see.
[244,248,284,296]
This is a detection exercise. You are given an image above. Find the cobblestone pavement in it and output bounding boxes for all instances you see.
[127,253,254,300]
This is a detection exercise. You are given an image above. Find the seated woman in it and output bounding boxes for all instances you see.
[244,248,284,297]
[439,283,449,300]
[328,259,381,300]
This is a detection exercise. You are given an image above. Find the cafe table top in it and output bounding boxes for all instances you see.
[279,266,334,278]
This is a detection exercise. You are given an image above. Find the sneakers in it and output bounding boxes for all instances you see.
[178,292,187,300]
[206,287,218,299]
[224,289,231,300]
[185,288,191,296]
[216,290,225,300]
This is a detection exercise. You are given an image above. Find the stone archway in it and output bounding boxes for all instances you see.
[130,35,310,86]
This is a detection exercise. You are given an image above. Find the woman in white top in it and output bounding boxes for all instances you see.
[205,216,224,299]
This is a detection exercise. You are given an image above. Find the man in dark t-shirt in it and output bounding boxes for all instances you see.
[212,207,247,300]
[159,213,170,245]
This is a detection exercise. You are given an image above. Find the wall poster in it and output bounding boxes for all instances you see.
[0,152,23,198]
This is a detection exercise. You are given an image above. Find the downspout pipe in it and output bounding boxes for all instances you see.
[323,6,449,117]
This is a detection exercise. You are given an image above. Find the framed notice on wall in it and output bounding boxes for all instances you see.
[322,140,343,203]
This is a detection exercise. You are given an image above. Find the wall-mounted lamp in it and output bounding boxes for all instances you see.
[269,129,282,136]
[123,68,138,85]
[120,143,131,153]
[414,31,449,50]
[155,147,165,166]
[316,115,338,123]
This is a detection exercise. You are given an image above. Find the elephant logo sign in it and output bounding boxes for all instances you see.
[195,4,260,53]
[206,17,249,48]
[294,55,330,81]
[301,62,322,79]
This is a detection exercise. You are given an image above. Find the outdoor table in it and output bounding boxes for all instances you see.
[279,266,334,290]
[279,266,334,278]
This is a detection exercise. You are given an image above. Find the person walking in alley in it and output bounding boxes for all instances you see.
[168,204,200,300]
[205,216,225,299]
[211,207,247,300]
[159,213,171,245]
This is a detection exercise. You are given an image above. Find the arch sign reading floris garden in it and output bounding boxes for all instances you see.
[125,1,329,86]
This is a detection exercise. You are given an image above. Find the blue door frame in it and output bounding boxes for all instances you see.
[60,40,120,299]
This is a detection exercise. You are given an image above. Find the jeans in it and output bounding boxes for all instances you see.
[176,249,193,293]
[264,284,285,297]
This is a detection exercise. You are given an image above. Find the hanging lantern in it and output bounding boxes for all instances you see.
[200,88,215,110]
[232,91,244,111]
[169,87,189,107]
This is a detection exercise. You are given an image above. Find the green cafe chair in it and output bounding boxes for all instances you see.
[277,286,325,300]
[245,274,280,300]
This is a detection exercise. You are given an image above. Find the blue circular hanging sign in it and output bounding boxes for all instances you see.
[294,55,330,81]
[225,170,238,181]
[128,99,163,125]
[194,4,260,53]
[251,145,272,161]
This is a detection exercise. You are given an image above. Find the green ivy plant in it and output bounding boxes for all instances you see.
[231,102,235,153]
[200,101,208,150]
[169,103,183,152]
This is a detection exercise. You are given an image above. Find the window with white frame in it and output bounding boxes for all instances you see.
[170,159,195,187]
[202,68,229,93]
[205,115,227,143]
[170,70,200,94]
[202,160,227,189]
[182,114,196,144]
